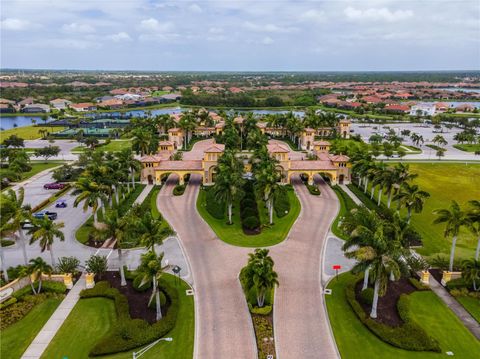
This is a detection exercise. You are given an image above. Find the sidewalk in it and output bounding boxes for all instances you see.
[134,183,153,205]
[339,183,363,206]
[429,275,480,340]
[21,275,86,359]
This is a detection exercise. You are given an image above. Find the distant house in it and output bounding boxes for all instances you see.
[435,102,450,112]
[115,93,142,101]
[98,99,124,109]
[95,95,115,103]
[22,104,50,113]
[49,98,72,110]
[456,104,475,112]
[410,104,436,116]
[159,93,182,102]
[17,97,34,107]
[384,104,410,114]
[70,102,97,112]
[0,104,15,113]
[362,96,383,104]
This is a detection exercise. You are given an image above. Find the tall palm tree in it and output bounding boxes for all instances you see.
[462,259,480,291]
[136,211,173,252]
[242,249,279,308]
[394,183,430,223]
[93,210,131,286]
[213,151,244,224]
[27,257,52,294]
[392,163,418,208]
[74,177,108,225]
[137,251,169,321]
[345,221,406,318]
[380,167,397,208]
[1,187,30,265]
[116,149,141,190]
[255,160,283,225]
[28,217,65,267]
[178,112,197,149]
[433,201,470,272]
[467,200,480,260]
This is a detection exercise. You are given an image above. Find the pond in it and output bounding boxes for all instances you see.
[0,115,56,130]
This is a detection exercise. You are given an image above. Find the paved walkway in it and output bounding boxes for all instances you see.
[158,175,257,359]
[429,275,480,340]
[271,177,339,359]
[339,183,363,206]
[21,275,86,359]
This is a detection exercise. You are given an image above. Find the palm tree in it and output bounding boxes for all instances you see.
[394,183,430,223]
[178,112,197,149]
[93,210,131,286]
[242,249,279,308]
[433,201,470,272]
[74,177,108,225]
[137,251,168,321]
[1,187,30,265]
[213,151,244,224]
[379,167,397,208]
[27,257,52,294]
[28,217,65,267]
[345,220,406,318]
[467,200,480,260]
[462,259,480,291]
[116,149,141,190]
[137,211,173,252]
[255,160,283,225]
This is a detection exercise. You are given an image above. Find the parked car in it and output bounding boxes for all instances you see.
[33,211,58,220]
[43,183,66,190]
[55,199,67,208]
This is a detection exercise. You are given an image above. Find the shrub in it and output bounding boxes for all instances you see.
[306,184,320,195]
[85,255,108,280]
[7,264,27,281]
[408,278,430,291]
[56,256,80,274]
[274,190,290,218]
[0,297,17,310]
[446,277,470,290]
[132,275,152,292]
[243,216,260,230]
[345,277,441,352]
[148,291,167,308]
[249,304,272,315]
[81,278,180,356]
[12,280,66,299]
[240,207,258,220]
[450,288,469,297]
[240,198,257,210]
[205,187,225,219]
[173,184,186,196]
[359,287,374,305]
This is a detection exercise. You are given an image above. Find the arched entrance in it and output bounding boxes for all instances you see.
[339,174,345,185]
[147,175,154,185]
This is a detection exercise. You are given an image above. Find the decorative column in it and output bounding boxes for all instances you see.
[85,273,95,289]
[63,273,73,289]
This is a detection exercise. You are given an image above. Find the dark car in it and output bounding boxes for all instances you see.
[33,211,58,220]
[55,199,67,208]
[44,183,66,190]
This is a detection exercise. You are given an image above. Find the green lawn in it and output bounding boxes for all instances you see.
[1,297,62,359]
[357,163,480,260]
[326,272,480,359]
[331,185,357,240]
[103,274,195,359]
[0,162,62,183]
[72,139,133,153]
[0,126,65,140]
[457,296,480,323]
[453,144,480,153]
[197,187,301,247]
[41,298,117,359]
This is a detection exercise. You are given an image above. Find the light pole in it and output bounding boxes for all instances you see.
[132,337,173,359]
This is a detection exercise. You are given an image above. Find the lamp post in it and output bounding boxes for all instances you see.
[172,265,181,286]
[132,337,173,359]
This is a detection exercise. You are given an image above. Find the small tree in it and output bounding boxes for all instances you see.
[85,255,108,280]
[436,147,446,160]
[27,257,52,294]
[2,135,25,148]
[56,256,80,275]
[462,259,480,292]
[33,146,61,161]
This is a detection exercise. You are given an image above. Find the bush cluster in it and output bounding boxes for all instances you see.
[240,182,261,232]
[446,277,470,290]
[239,267,273,315]
[274,189,290,218]
[173,184,186,196]
[408,278,430,291]
[306,184,320,195]
[204,186,225,219]
[79,278,179,356]
[345,278,441,352]
[359,287,374,305]
[12,280,67,299]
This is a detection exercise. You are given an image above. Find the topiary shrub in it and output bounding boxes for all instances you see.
[446,277,470,291]
[173,184,186,196]
[240,198,257,210]
[249,304,272,315]
[205,187,225,219]
[240,207,258,220]
[359,287,374,305]
[243,216,260,230]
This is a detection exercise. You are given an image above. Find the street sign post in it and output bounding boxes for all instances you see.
[332,265,342,280]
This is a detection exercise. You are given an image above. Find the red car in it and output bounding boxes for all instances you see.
[43,183,66,190]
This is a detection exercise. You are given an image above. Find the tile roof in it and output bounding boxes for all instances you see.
[267,143,289,153]
[289,160,336,170]
[155,160,203,170]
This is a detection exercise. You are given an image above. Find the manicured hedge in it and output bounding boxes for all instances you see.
[408,278,430,291]
[173,184,186,196]
[345,278,441,352]
[205,186,225,219]
[243,216,260,230]
[240,181,261,232]
[13,280,67,299]
[306,184,320,195]
[274,188,291,218]
[446,277,470,290]
[80,278,179,356]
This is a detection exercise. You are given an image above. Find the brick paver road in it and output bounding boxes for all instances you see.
[157,175,257,359]
[271,176,339,359]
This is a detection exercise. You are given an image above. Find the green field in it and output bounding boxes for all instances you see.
[197,187,301,247]
[41,298,117,359]
[1,297,62,359]
[72,139,132,153]
[457,296,480,323]
[326,272,480,359]
[453,144,480,153]
[104,274,195,359]
[0,126,66,140]
[0,162,62,183]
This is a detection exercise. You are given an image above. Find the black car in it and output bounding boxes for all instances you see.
[33,211,58,220]
[55,200,67,208]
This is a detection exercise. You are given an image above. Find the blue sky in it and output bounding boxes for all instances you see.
[1,0,479,71]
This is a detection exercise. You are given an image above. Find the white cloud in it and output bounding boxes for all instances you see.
[139,18,174,32]
[62,22,95,33]
[299,9,326,23]
[209,27,223,34]
[262,36,274,45]
[344,7,413,22]
[32,38,101,50]
[243,21,298,33]
[0,18,31,31]
[188,4,202,13]
[107,32,131,42]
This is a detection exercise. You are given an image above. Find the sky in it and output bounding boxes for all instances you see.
[1,0,479,71]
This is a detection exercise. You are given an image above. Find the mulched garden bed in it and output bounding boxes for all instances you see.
[355,277,416,326]
[101,271,169,324]
[85,238,105,248]
[252,312,276,359]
